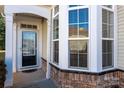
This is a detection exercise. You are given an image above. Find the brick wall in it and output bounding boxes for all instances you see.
[50,64,124,88]
[41,58,47,75]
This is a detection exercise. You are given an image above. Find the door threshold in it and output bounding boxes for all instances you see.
[19,66,39,71]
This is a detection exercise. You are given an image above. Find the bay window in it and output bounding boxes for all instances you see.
[68,7,88,68]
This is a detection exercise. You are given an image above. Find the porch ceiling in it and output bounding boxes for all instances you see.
[15,13,44,19]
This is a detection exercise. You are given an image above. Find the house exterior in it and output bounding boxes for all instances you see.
[1,5,124,88]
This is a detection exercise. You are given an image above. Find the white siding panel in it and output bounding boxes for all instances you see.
[117,6,124,69]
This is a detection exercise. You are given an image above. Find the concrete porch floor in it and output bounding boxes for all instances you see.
[13,69,57,88]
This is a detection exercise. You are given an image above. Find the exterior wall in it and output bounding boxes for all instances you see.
[50,64,124,88]
[42,19,47,60]
[117,6,124,70]
[37,5,52,10]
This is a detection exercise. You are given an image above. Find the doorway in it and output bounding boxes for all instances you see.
[18,28,39,71]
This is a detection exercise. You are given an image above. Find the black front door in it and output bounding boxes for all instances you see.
[22,31,37,67]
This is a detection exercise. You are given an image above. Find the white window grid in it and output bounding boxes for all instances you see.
[52,5,59,65]
[101,6,114,69]
[68,6,90,69]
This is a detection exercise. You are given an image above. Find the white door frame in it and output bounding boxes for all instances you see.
[17,26,40,71]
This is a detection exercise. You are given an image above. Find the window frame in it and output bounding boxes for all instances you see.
[68,5,90,70]
[52,5,59,65]
[101,5,115,69]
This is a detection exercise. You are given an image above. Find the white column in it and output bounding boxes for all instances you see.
[59,5,68,69]
[90,6,102,72]
[46,19,51,79]
[13,23,17,72]
[4,13,13,87]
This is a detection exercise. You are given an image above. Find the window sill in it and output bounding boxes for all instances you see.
[102,67,115,72]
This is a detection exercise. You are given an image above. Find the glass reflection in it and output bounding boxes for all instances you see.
[22,32,36,56]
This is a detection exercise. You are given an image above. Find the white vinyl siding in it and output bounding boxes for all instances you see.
[117,6,124,69]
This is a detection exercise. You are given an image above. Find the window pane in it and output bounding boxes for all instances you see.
[69,40,88,68]
[69,40,78,67]
[108,53,112,66]
[79,24,88,37]
[79,54,87,67]
[79,8,88,23]
[69,10,78,23]
[102,40,113,68]
[53,41,59,64]
[69,24,78,38]
[102,9,107,23]
[78,40,88,67]
[107,40,112,52]
[109,25,113,38]
[78,40,87,53]
[102,9,113,38]
[53,15,59,39]
[54,5,59,15]
[102,54,107,67]
[108,11,113,24]
[102,40,107,52]
[102,24,107,38]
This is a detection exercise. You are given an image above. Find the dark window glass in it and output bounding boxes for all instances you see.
[54,5,59,15]
[69,40,88,68]
[78,40,88,67]
[102,40,113,68]
[69,5,84,7]
[53,41,59,64]
[53,15,59,39]
[102,9,113,38]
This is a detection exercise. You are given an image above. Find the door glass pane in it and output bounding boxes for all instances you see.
[22,31,37,66]
[22,32,36,56]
